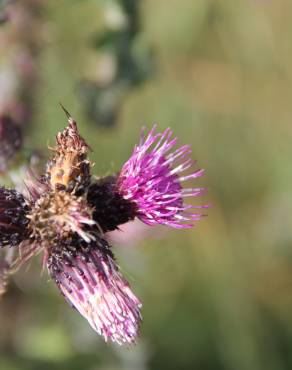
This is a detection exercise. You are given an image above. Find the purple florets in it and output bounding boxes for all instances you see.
[117,125,206,228]
[49,236,141,345]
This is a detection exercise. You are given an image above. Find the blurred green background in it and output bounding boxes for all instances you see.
[2,0,292,369]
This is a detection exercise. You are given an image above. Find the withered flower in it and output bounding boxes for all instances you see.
[0,108,206,344]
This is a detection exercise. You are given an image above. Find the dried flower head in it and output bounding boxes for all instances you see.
[28,190,95,243]
[46,112,91,192]
[0,108,206,345]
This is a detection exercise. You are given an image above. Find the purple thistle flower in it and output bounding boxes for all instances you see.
[0,109,207,344]
[48,236,141,345]
[116,125,206,228]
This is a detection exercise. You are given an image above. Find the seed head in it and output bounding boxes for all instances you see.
[27,190,95,244]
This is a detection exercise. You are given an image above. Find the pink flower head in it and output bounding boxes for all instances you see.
[49,237,141,345]
[117,126,206,228]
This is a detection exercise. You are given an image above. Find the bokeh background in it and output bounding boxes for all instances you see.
[1,0,292,369]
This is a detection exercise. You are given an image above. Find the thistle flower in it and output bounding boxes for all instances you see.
[48,235,141,345]
[89,126,206,230]
[0,109,206,344]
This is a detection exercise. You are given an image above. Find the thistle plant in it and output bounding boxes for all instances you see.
[0,108,206,345]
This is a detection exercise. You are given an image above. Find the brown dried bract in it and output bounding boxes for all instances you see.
[46,112,91,192]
